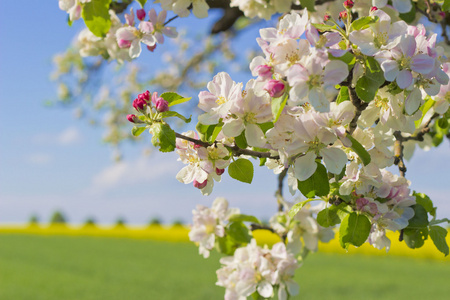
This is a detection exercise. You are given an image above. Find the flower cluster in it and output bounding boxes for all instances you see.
[58,0,91,21]
[216,240,300,300]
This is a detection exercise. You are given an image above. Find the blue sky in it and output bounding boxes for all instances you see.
[0,1,449,225]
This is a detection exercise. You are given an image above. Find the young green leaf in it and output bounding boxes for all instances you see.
[271,93,288,123]
[350,16,378,31]
[234,131,248,149]
[355,57,385,102]
[407,204,429,228]
[317,205,342,227]
[336,86,349,104]
[160,111,191,123]
[297,162,330,198]
[444,0,450,12]
[149,123,176,152]
[339,212,371,249]
[312,23,336,31]
[288,199,315,219]
[413,192,436,217]
[228,214,261,224]
[429,226,449,256]
[300,0,315,11]
[131,126,146,137]
[227,221,252,244]
[160,92,192,107]
[82,0,112,37]
[347,135,371,166]
[228,158,254,184]
[403,228,428,249]
[137,0,147,7]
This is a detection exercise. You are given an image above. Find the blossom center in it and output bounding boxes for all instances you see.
[399,56,412,70]
[374,32,388,48]
[216,96,227,105]
[307,74,323,88]
[244,112,257,124]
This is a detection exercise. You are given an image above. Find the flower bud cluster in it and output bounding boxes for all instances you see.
[128,90,170,122]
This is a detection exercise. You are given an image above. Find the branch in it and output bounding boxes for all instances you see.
[393,131,407,177]
[174,132,280,159]
[402,113,439,142]
[275,168,288,212]
[250,223,275,233]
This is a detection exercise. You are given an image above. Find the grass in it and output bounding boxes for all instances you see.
[1,234,449,300]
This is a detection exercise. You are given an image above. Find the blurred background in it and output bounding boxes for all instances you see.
[0,1,449,300]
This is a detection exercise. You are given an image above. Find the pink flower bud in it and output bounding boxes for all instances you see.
[155,98,169,112]
[118,39,132,48]
[264,79,285,98]
[132,98,147,111]
[324,14,331,22]
[127,114,138,123]
[339,10,348,20]
[147,44,157,52]
[136,9,146,21]
[255,65,273,79]
[370,6,378,13]
[215,168,225,175]
[138,90,150,102]
[343,0,354,9]
[193,179,207,189]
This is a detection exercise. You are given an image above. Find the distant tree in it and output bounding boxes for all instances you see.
[115,217,126,227]
[84,217,97,227]
[171,219,185,227]
[28,214,39,226]
[50,210,67,225]
[148,217,162,227]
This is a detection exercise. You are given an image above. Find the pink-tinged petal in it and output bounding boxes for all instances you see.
[222,119,244,137]
[163,27,178,38]
[396,69,413,89]
[381,60,399,81]
[293,152,317,181]
[286,64,309,85]
[349,30,377,56]
[405,88,422,115]
[116,27,135,41]
[320,147,348,174]
[305,24,320,46]
[259,28,278,42]
[289,82,309,103]
[154,32,164,44]
[400,35,416,57]
[323,60,349,85]
[325,32,342,47]
[245,124,265,148]
[411,54,435,75]
[198,91,217,111]
[141,34,156,47]
[157,10,167,24]
[139,21,154,34]
[149,8,158,24]
[435,68,449,85]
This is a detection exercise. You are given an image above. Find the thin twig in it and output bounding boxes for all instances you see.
[164,15,179,26]
[276,168,288,212]
[250,223,275,233]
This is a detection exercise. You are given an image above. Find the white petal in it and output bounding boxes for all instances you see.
[293,152,317,181]
[320,147,348,174]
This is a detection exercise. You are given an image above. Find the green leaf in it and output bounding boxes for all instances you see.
[228,214,261,224]
[336,86,349,104]
[355,57,385,102]
[215,235,237,256]
[160,111,191,123]
[136,0,147,7]
[407,204,429,229]
[300,0,315,11]
[149,123,176,152]
[429,226,449,256]
[444,0,450,12]
[258,122,274,133]
[413,192,436,217]
[288,199,315,219]
[339,213,372,249]
[312,23,336,31]
[297,162,330,198]
[271,93,288,123]
[227,222,252,244]
[131,126,146,137]
[234,131,248,149]
[317,205,342,227]
[330,51,355,70]
[415,97,434,128]
[350,16,378,30]
[403,228,428,249]
[196,122,223,143]
[347,135,371,166]
[228,158,254,184]
[160,92,192,107]
[82,0,112,37]
[399,4,416,22]
[437,117,449,129]
[259,157,267,167]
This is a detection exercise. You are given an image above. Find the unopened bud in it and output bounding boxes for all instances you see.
[264,79,285,98]
[155,98,169,112]
[339,10,348,20]
[118,39,132,48]
[254,65,273,79]
[127,114,139,123]
[343,0,354,9]
[215,168,225,175]
[324,14,331,22]
[136,9,146,21]
[193,179,207,189]
[132,98,147,111]
[370,6,378,13]
[138,90,150,102]
[147,44,157,52]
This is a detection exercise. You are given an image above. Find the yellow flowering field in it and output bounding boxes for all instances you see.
[1,224,448,261]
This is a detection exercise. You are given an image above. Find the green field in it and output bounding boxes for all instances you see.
[1,234,449,299]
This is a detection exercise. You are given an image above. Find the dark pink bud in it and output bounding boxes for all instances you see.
[147,44,157,52]
[324,14,331,22]
[343,0,354,9]
[370,6,378,13]
[155,99,169,112]
[136,9,146,21]
[132,98,147,111]
[138,90,150,102]
[118,39,132,48]
[127,114,138,123]
[193,179,207,189]
[264,80,285,98]
[255,65,273,79]
[215,168,225,175]
[339,10,348,20]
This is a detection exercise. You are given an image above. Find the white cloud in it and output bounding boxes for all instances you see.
[27,153,52,165]
[86,155,180,195]
[32,126,83,146]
